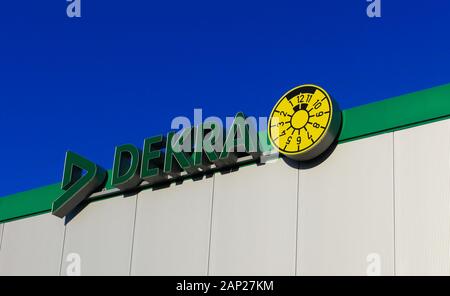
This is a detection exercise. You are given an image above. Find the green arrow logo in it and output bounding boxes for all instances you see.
[52,151,107,218]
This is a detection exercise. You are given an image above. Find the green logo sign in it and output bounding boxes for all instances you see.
[53,113,271,218]
[52,152,107,217]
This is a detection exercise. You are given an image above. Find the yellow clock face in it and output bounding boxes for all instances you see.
[268,84,341,161]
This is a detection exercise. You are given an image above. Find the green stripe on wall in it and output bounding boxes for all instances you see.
[1,83,450,223]
[339,83,450,142]
[0,184,62,222]
[0,171,115,222]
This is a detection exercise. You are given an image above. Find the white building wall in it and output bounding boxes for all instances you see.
[209,160,298,276]
[394,120,450,275]
[0,224,3,252]
[60,194,137,276]
[130,178,213,276]
[0,214,64,276]
[297,133,395,276]
[0,119,449,276]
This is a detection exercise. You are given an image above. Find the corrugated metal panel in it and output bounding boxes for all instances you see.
[297,133,395,275]
[60,195,137,276]
[394,119,450,275]
[209,160,298,275]
[0,214,65,276]
[1,120,450,275]
[0,224,3,252]
[130,178,213,276]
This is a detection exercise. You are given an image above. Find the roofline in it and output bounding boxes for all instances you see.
[2,83,450,223]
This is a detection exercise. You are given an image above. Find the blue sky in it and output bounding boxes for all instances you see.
[1,0,450,196]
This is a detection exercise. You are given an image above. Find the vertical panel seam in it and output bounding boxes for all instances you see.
[58,224,67,276]
[294,165,300,276]
[206,174,216,276]
[128,195,139,276]
[0,224,4,252]
[392,132,397,276]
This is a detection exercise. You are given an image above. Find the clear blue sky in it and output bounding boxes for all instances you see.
[1,0,449,196]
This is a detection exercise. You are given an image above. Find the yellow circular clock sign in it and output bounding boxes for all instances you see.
[268,84,342,161]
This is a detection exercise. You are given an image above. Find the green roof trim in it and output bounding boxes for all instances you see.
[0,171,116,223]
[0,184,62,222]
[1,83,450,223]
[339,83,450,142]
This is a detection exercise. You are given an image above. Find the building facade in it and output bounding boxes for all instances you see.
[1,84,450,276]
